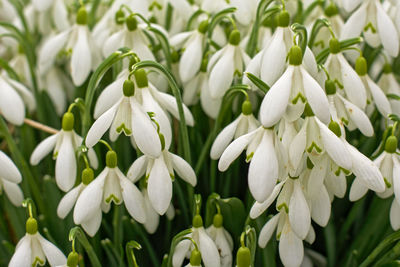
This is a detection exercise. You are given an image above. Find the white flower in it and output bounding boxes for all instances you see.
[30,113,98,192]
[9,218,66,267]
[0,73,35,125]
[207,30,250,99]
[73,151,146,236]
[31,0,70,32]
[341,0,399,57]
[259,47,330,128]
[0,151,24,206]
[378,64,400,116]
[127,148,196,215]
[206,214,233,267]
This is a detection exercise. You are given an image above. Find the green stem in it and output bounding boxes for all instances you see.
[69,227,102,267]
[130,221,159,267]
[126,240,142,267]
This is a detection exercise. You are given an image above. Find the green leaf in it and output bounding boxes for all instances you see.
[217,197,247,239]
[245,72,270,93]
[388,94,400,101]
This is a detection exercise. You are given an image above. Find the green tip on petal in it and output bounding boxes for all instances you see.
[67,252,79,267]
[329,121,342,137]
[134,69,149,88]
[385,136,398,153]
[192,214,203,228]
[26,217,38,235]
[123,79,135,96]
[229,30,241,45]
[288,45,303,66]
[126,15,138,31]
[329,38,340,54]
[325,79,336,95]
[198,20,209,34]
[190,249,202,266]
[62,112,75,131]
[277,10,290,27]
[355,56,368,76]
[241,100,252,115]
[236,246,251,267]
[303,103,314,117]
[106,151,118,168]
[76,7,87,25]
[82,167,94,185]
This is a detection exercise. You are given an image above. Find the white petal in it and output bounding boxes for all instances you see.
[103,30,125,57]
[289,121,307,171]
[127,155,148,183]
[260,66,294,128]
[86,103,118,148]
[376,2,399,57]
[71,26,92,86]
[171,153,196,186]
[366,76,392,117]
[342,0,363,12]
[0,151,21,183]
[180,33,203,83]
[0,79,25,125]
[349,177,369,201]
[8,235,31,267]
[30,134,58,165]
[81,209,102,237]
[7,79,36,112]
[2,180,23,206]
[55,133,76,192]
[119,171,147,223]
[57,184,82,219]
[198,228,221,267]
[289,180,311,239]
[172,239,191,267]
[208,45,235,99]
[310,186,331,227]
[258,214,280,248]
[390,199,400,230]
[210,118,240,160]
[147,157,172,215]
[94,77,124,119]
[38,30,69,72]
[393,157,400,206]
[341,4,367,40]
[339,95,373,136]
[250,181,285,219]
[279,222,304,267]
[38,234,67,266]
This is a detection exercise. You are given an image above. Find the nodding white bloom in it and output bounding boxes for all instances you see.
[9,217,66,267]
[103,15,154,59]
[355,56,392,117]
[207,30,250,99]
[341,0,399,57]
[244,10,318,90]
[38,7,101,86]
[31,0,70,32]
[30,112,98,192]
[206,214,233,267]
[9,52,32,87]
[210,100,259,159]
[322,40,367,110]
[0,72,35,125]
[378,64,400,116]
[74,151,147,236]
[0,151,24,206]
[325,79,374,137]
[173,215,221,267]
[218,127,286,202]
[259,46,330,128]
[170,20,208,83]
[127,145,196,215]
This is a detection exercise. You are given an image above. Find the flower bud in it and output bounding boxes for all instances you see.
[115,10,125,25]
[328,121,341,137]
[123,79,135,97]
[134,69,149,88]
[26,217,38,235]
[325,79,336,95]
[82,167,94,185]
[288,45,303,66]
[236,246,251,267]
[198,20,208,34]
[329,38,340,54]
[62,112,75,131]
[385,136,398,153]
[303,103,314,117]
[126,15,138,31]
[241,100,252,115]
[355,56,367,76]
[213,213,223,228]
[192,214,203,228]
[277,10,290,27]
[190,249,202,266]
[67,251,79,267]
[106,150,118,168]
[229,30,241,46]
[76,7,87,25]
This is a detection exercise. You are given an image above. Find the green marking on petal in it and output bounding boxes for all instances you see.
[105,194,120,204]
[33,257,45,267]
[364,22,377,33]
[116,124,132,135]
[291,93,306,104]
[384,177,392,188]
[277,203,289,213]
[307,142,323,153]
[246,152,254,162]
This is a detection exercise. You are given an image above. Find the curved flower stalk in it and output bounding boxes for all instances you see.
[341,0,399,57]
[38,6,101,86]
[30,112,98,192]
[378,64,400,116]
[0,72,35,125]
[0,151,24,206]
[259,45,330,128]
[172,214,221,267]
[74,150,146,236]
[210,99,259,159]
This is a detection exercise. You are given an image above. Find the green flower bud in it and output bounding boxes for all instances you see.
[324,3,338,17]
[277,10,290,27]
[76,7,87,25]
[82,167,94,185]
[126,15,138,31]
[192,214,203,228]
[198,20,209,34]
[355,56,368,76]
[134,69,149,88]
[288,45,303,66]
[190,249,202,266]
[229,30,241,46]
[67,251,79,267]
[383,64,392,74]
[106,150,118,168]
[236,246,251,267]
[329,38,341,54]
[303,103,314,117]
[62,112,75,131]
[26,217,38,235]
[213,213,223,228]
[123,79,135,96]
[241,100,252,115]
[325,79,336,95]
[115,10,125,25]
[328,121,341,137]
[385,136,398,153]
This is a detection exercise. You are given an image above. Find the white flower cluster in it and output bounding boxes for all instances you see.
[1,0,400,266]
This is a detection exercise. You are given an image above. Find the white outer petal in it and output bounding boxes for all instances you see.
[37,234,67,266]
[0,151,21,183]
[171,153,196,186]
[210,117,240,160]
[71,26,92,86]
[289,180,311,239]
[55,133,76,192]
[258,214,280,248]
[376,2,399,57]
[147,157,172,215]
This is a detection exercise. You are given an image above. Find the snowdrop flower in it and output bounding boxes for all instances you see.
[325,79,374,137]
[32,0,70,32]
[208,30,250,99]
[9,50,32,86]
[378,64,400,116]
[38,7,101,86]
[74,150,146,236]
[9,217,66,267]
[244,10,318,89]
[210,100,259,159]
[103,15,155,59]
[173,215,221,267]
[355,56,392,117]
[170,20,208,83]
[0,72,35,125]
[341,0,399,57]
[30,112,98,192]
[127,141,197,215]
[0,151,24,206]
[260,46,330,128]
[56,251,79,267]
[206,214,233,267]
